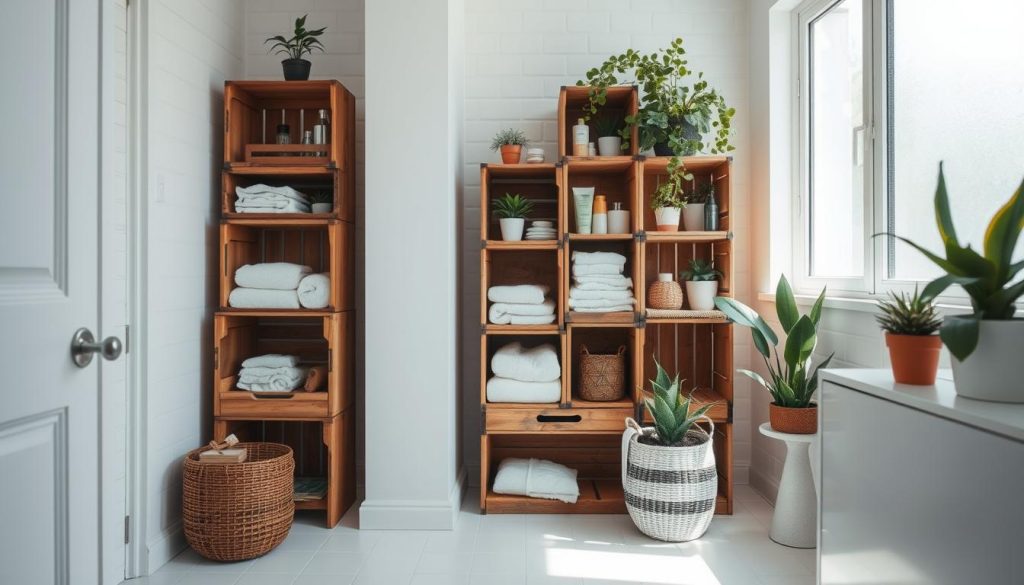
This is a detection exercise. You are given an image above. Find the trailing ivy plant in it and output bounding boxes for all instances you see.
[650,157,691,210]
[265,15,326,61]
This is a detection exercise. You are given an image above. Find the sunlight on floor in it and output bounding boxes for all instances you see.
[545,548,725,584]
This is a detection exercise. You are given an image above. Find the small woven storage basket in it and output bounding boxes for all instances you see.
[622,417,717,542]
[183,442,295,561]
[647,275,683,310]
[579,345,626,401]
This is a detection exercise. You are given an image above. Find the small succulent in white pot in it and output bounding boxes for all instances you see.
[492,193,534,241]
[309,190,332,214]
[680,259,721,311]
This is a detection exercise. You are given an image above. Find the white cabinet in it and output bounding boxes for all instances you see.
[819,370,1024,585]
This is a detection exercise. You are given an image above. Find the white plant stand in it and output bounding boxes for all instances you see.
[759,422,817,548]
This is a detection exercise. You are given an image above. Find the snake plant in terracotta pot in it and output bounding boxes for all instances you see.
[876,288,942,385]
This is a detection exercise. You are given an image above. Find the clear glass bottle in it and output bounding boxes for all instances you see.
[313,109,330,157]
[275,123,291,145]
[302,130,314,156]
[704,187,719,231]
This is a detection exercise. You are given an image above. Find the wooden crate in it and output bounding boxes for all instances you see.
[639,156,731,239]
[638,238,733,314]
[480,163,562,245]
[481,332,567,407]
[220,220,354,312]
[224,80,355,171]
[213,409,357,527]
[557,85,639,158]
[213,312,354,419]
[563,158,640,236]
[563,237,641,325]
[565,324,642,409]
[222,168,354,222]
[481,248,563,332]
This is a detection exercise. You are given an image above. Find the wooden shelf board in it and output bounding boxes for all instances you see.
[564,157,634,173]
[639,387,730,423]
[568,397,635,409]
[483,163,558,175]
[567,311,636,325]
[222,217,336,227]
[642,156,731,173]
[643,231,731,243]
[567,233,634,241]
[644,317,730,325]
[224,165,335,176]
[484,324,560,334]
[215,309,337,318]
[485,240,559,250]
[485,479,625,514]
[485,402,562,410]
[294,497,327,510]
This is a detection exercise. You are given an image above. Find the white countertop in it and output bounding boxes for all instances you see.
[820,369,1024,442]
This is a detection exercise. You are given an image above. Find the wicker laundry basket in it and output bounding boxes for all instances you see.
[622,418,717,542]
[579,345,626,401]
[183,442,295,561]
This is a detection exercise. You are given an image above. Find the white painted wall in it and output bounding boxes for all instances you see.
[361,0,465,529]
[460,0,755,486]
[143,0,244,569]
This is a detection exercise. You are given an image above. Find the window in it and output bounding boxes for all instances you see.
[794,0,1024,297]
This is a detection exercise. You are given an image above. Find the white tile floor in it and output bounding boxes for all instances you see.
[127,486,815,585]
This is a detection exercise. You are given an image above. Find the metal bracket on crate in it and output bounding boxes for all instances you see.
[327,161,337,170]
[561,401,572,409]
[480,239,487,250]
[557,238,564,250]
[563,311,571,324]
[480,405,487,434]
[633,154,647,162]
[636,231,647,243]
[727,231,735,241]
[634,312,645,328]
[222,162,232,171]
[480,323,487,335]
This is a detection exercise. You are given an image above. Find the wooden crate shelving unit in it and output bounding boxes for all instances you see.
[214,80,357,527]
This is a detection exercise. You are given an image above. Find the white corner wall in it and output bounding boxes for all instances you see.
[361,0,465,529]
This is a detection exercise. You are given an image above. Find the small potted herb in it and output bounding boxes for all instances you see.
[876,288,942,385]
[595,116,622,156]
[264,15,326,81]
[680,259,722,311]
[651,159,691,231]
[309,191,332,214]
[683,181,712,231]
[490,128,529,165]
[492,193,534,241]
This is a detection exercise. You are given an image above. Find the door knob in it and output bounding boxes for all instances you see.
[70,327,123,368]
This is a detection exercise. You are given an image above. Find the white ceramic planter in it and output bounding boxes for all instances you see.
[597,136,622,156]
[499,217,525,241]
[311,202,332,213]
[685,280,719,311]
[950,318,1024,403]
[654,207,681,231]
[682,204,705,231]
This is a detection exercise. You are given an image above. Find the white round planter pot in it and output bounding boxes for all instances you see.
[597,136,622,156]
[654,207,681,231]
[682,204,705,231]
[311,202,332,213]
[950,318,1024,403]
[499,217,525,241]
[685,280,719,311]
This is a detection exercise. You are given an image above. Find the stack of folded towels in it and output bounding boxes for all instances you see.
[228,262,331,309]
[487,284,555,325]
[568,251,636,312]
[237,354,308,392]
[235,184,311,213]
[486,342,561,403]
[525,220,556,241]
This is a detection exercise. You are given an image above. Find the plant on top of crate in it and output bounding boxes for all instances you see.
[714,275,834,434]
[623,359,717,542]
[680,259,722,311]
[264,14,326,81]
[876,287,943,385]
[651,158,691,232]
[490,128,529,164]
[595,115,624,156]
[492,193,534,242]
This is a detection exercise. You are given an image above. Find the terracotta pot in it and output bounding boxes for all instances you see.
[769,403,817,435]
[885,333,941,385]
[500,145,522,164]
[654,207,681,231]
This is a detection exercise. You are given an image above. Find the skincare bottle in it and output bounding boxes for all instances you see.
[572,187,595,234]
[608,202,630,234]
[313,108,330,156]
[704,187,719,231]
[573,118,589,156]
[592,195,608,234]
[588,142,597,157]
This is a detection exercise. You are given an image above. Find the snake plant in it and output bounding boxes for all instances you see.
[644,360,715,446]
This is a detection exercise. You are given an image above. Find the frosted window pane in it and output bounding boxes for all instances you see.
[809,0,865,278]
[889,0,1024,281]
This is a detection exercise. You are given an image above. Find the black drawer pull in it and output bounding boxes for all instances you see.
[537,414,581,423]
[250,393,295,400]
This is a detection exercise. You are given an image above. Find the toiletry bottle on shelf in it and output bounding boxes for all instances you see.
[704,187,719,231]
[302,130,314,156]
[573,118,589,156]
[588,142,597,157]
[608,202,630,234]
[592,195,608,234]
[313,108,330,157]
[276,124,291,145]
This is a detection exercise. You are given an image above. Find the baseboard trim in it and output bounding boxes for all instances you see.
[146,521,186,574]
[359,468,466,530]
[749,466,780,505]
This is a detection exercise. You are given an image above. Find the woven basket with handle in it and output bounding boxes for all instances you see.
[183,442,295,561]
[579,345,626,401]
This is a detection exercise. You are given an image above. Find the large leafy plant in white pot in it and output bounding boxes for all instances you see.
[882,165,1024,402]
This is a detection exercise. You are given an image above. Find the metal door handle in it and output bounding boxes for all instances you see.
[71,327,123,368]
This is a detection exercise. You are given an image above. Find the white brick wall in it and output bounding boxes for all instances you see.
[461,0,754,484]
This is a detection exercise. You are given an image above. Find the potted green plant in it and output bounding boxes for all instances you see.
[683,181,713,231]
[490,128,529,164]
[309,190,332,214]
[876,288,942,385]
[651,158,690,231]
[880,165,1024,402]
[623,360,716,542]
[264,15,326,81]
[492,193,534,241]
[714,276,833,434]
[594,116,622,156]
[680,259,722,311]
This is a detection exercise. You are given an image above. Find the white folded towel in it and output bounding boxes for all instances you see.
[228,288,300,309]
[486,377,561,403]
[568,297,636,309]
[298,273,331,309]
[236,184,310,204]
[572,263,624,277]
[573,281,630,291]
[488,284,550,305]
[569,286,634,301]
[237,366,307,391]
[489,300,556,324]
[571,304,635,313]
[236,199,311,213]
[489,313,557,325]
[573,274,633,288]
[571,251,627,266]
[241,354,299,368]
[493,458,579,504]
[492,342,560,382]
[235,263,312,290]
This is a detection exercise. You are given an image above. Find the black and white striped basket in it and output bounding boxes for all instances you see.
[621,417,717,542]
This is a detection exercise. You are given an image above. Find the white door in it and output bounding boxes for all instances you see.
[0,0,108,583]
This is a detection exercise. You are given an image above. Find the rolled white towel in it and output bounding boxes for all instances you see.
[569,286,634,301]
[571,251,627,266]
[493,458,579,504]
[229,288,300,309]
[238,366,307,391]
[569,297,636,309]
[573,263,623,277]
[486,376,561,403]
[241,354,299,368]
[574,274,633,288]
[571,304,635,313]
[236,184,310,204]
[298,273,331,309]
[488,284,550,305]
[489,300,556,324]
[492,342,560,382]
[236,199,311,213]
[235,263,312,290]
